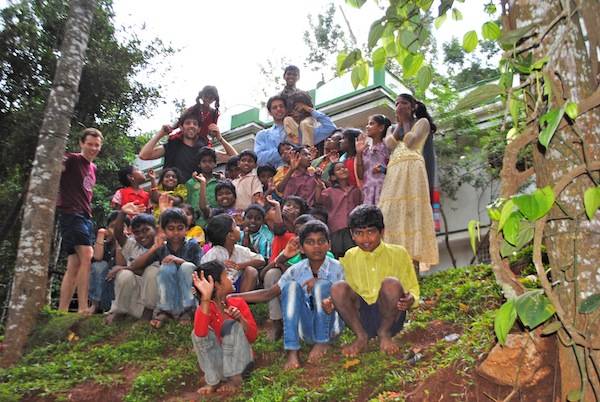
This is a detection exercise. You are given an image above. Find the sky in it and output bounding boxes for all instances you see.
[1,0,498,134]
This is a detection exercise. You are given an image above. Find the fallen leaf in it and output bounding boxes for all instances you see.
[67,331,79,342]
[459,303,469,312]
[343,358,360,369]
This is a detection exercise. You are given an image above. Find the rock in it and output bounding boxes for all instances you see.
[476,333,553,387]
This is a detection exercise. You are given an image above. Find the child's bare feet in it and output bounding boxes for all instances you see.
[104,311,125,325]
[284,350,301,370]
[307,343,330,363]
[265,319,283,341]
[218,375,242,393]
[197,383,219,395]
[342,336,368,357]
[379,336,399,355]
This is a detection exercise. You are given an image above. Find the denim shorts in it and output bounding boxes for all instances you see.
[58,212,94,255]
[359,296,406,339]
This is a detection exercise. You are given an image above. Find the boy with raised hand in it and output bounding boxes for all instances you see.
[130,207,203,327]
[276,146,319,207]
[57,128,103,314]
[330,205,419,356]
[105,202,158,323]
[233,220,344,370]
[187,146,221,226]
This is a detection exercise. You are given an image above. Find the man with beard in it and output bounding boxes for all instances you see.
[139,109,237,182]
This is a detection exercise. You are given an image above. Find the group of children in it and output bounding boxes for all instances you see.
[57,66,424,395]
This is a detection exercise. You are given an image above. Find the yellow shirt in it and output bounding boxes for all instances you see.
[186,225,205,245]
[273,165,290,197]
[340,241,419,307]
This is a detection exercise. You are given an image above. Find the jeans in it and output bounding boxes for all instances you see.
[89,261,114,311]
[156,262,196,316]
[280,280,343,350]
[191,320,254,386]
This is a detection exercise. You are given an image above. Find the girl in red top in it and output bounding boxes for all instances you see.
[111,165,151,212]
[339,128,361,187]
[192,260,257,395]
[169,85,220,147]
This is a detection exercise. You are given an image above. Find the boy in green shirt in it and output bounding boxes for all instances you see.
[329,205,419,356]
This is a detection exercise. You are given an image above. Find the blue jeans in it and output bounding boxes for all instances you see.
[156,262,196,316]
[280,280,343,350]
[89,261,114,311]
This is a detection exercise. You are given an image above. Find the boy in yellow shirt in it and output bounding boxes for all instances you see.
[328,205,419,356]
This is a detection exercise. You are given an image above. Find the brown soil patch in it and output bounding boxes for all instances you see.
[61,366,141,402]
[405,363,475,401]
[399,320,463,351]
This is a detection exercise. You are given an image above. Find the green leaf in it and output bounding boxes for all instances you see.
[368,19,385,49]
[345,0,366,8]
[462,30,478,53]
[502,212,521,246]
[481,21,500,40]
[434,13,447,29]
[417,0,434,11]
[531,56,549,70]
[515,290,555,329]
[498,199,516,231]
[468,220,480,255]
[500,238,518,257]
[383,35,398,57]
[579,294,600,314]
[399,30,418,51]
[494,299,517,345]
[539,107,565,149]
[567,389,582,401]
[359,61,369,87]
[498,23,535,49]
[506,127,518,141]
[513,187,554,221]
[402,53,424,78]
[416,65,433,92]
[515,220,534,249]
[498,70,514,90]
[438,0,454,16]
[351,65,361,89]
[336,52,348,75]
[565,101,578,119]
[452,8,463,21]
[455,84,502,110]
[584,187,600,220]
[541,321,562,335]
[509,93,521,128]
[372,47,387,70]
[487,207,501,222]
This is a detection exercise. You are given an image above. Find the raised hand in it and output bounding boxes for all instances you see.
[207,123,221,139]
[193,271,214,301]
[154,230,166,249]
[158,192,173,212]
[265,195,280,208]
[355,132,367,154]
[122,201,145,216]
[159,124,173,138]
[97,228,108,238]
[283,236,301,258]
[147,169,156,181]
[192,171,207,185]
[290,151,302,171]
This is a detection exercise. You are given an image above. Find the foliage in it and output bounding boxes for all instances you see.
[0,0,172,312]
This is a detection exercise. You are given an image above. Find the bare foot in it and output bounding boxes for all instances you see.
[342,336,368,357]
[284,350,301,370]
[307,343,330,364]
[104,312,125,325]
[265,319,283,341]
[78,306,93,316]
[379,336,399,355]
[197,383,219,395]
[218,375,242,393]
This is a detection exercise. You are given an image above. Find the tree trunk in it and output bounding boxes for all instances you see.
[507,0,600,400]
[0,0,96,367]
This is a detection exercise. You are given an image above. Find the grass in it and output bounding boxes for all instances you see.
[0,264,503,401]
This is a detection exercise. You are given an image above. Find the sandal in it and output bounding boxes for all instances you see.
[150,311,171,329]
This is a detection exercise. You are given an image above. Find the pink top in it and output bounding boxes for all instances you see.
[283,171,318,207]
[319,185,363,233]
[57,153,96,217]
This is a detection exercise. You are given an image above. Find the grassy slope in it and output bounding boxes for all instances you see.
[0,264,502,402]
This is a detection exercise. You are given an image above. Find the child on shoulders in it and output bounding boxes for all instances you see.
[191,260,257,395]
[202,214,265,293]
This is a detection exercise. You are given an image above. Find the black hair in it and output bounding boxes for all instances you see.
[308,206,329,225]
[348,205,385,231]
[198,146,217,164]
[225,155,240,170]
[284,65,300,75]
[341,128,361,157]
[196,85,220,122]
[238,150,258,164]
[205,214,235,247]
[176,107,202,128]
[284,196,308,215]
[257,165,276,177]
[299,220,330,246]
[194,260,226,301]
[117,165,134,187]
[277,141,295,155]
[180,203,197,222]
[294,214,315,228]
[159,207,188,229]
[245,204,266,219]
[131,213,155,230]
[215,180,237,199]
[397,93,437,134]
[106,211,130,227]
[159,167,182,186]
[266,95,287,112]
[369,114,392,139]
[288,91,313,108]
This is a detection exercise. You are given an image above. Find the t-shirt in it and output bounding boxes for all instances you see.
[185,175,218,226]
[163,138,205,182]
[282,171,317,207]
[239,224,274,260]
[57,153,96,217]
[193,296,257,343]
[270,231,296,263]
[319,185,363,233]
[277,256,344,299]
[340,242,419,307]
[121,237,149,265]
[232,172,263,211]
[112,187,151,210]
[201,244,264,283]
[150,238,203,267]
